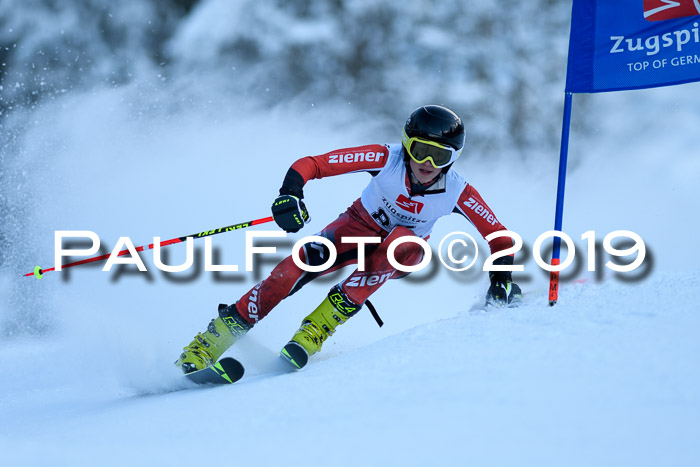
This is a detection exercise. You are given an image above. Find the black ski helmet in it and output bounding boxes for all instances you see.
[403,105,466,170]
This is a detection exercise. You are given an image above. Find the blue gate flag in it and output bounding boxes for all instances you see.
[550,1,700,304]
[566,0,700,93]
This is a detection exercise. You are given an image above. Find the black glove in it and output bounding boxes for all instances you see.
[486,279,522,306]
[271,195,310,233]
[486,271,523,306]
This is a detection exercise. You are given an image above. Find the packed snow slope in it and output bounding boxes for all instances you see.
[1,84,700,466]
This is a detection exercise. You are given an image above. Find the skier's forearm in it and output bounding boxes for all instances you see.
[285,145,390,188]
[486,229,514,256]
[454,184,514,256]
[279,167,306,198]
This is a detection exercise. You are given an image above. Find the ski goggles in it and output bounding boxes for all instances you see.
[402,130,462,169]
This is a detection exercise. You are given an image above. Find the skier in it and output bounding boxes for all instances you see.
[175,105,522,372]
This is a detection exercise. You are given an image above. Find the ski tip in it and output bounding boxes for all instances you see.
[184,357,245,385]
[280,342,309,370]
[217,357,245,383]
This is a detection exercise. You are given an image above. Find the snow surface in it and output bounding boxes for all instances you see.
[1,83,699,466]
[2,3,700,460]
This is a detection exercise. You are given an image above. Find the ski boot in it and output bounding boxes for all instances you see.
[281,285,361,369]
[175,303,253,374]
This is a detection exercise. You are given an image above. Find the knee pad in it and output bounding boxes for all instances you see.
[302,241,332,267]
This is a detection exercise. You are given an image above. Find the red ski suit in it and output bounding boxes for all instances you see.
[234,143,512,325]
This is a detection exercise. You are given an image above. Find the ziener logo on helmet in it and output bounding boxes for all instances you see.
[644,0,700,22]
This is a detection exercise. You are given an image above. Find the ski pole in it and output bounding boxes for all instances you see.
[25,216,275,279]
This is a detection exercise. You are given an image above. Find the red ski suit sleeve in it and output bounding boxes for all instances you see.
[454,184,513,255]
[290,144,390,182]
